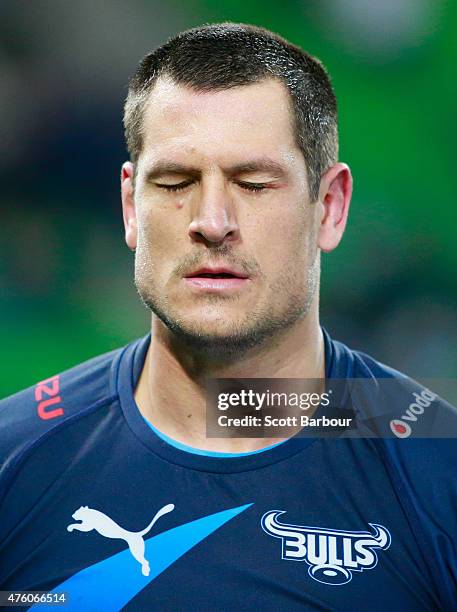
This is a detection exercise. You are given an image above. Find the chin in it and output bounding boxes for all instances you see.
[180,311,244,333]
[171,317,259,349]
[159,310,271,356]
[138,286,305,356]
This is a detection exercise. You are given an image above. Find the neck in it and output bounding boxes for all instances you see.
[135,305,325,454]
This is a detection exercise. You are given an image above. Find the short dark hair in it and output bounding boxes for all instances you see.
[124,22,338,201]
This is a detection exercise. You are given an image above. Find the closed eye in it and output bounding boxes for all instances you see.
[237,181,268,192]
[155,181,193,192]
[155,180,270,193]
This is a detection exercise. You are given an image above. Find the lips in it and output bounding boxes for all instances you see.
[183,266,250,291]
[184,267,249,280]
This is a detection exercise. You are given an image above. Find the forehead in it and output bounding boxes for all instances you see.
[139,77,300,167]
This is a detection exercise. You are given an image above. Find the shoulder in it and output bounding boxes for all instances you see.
[329,334,456,434]
[0,344,126,493]
[0,345,121,422]
[328,332,457,503]
[332,335,457,597]
[331,334,406,380]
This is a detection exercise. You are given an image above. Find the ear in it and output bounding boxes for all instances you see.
[121,161,137,250]
[317,163,353,253]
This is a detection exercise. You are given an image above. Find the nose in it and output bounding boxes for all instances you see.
[188,179,240,245]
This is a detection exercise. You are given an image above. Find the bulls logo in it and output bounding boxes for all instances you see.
[262,511,391,585]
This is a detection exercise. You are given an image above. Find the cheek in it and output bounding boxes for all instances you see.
[252,207,311,272]
[137,205,183,252]
[135,231,170,292]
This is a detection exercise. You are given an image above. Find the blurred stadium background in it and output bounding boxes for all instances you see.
[1,0,456,397]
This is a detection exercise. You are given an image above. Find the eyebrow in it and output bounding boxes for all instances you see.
[144,163,200,182]
[226,159,288,178]
[143,158,288,182]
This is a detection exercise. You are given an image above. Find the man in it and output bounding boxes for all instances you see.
[1,23,456,611]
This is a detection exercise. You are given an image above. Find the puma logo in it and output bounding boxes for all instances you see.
[67,503,175,576]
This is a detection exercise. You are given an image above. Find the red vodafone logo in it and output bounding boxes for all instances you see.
[389,388,436,438]
[390,419,411,438]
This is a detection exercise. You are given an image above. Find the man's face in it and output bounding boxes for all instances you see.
[124,77,322,353]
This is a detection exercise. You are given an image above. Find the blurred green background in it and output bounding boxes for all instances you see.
[1,0,456,397]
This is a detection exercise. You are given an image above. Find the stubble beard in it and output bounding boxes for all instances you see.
[134,250,320,360]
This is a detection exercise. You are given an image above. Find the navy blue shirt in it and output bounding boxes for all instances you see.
[1,330,456,611]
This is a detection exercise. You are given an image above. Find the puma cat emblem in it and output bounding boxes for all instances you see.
[67,503,175,576]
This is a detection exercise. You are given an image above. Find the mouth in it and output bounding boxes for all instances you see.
[183,267,250,292]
